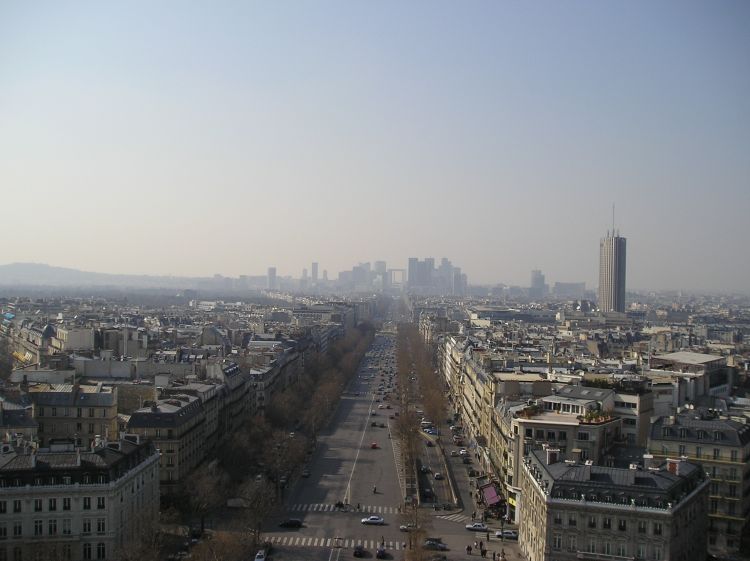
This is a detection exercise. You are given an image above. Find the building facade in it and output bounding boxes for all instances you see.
[520,448,709,561]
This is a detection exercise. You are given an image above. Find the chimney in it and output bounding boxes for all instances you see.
[151,402,158,413]
[30,449,36,468]
[76,449,81,467]
[643,454,655,470]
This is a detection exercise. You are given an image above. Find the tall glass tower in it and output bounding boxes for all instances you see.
[599,232,626,312]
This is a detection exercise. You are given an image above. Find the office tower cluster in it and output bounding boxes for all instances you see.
[407,257,467,296]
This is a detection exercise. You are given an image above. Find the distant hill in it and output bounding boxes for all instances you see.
[0,263,199,289]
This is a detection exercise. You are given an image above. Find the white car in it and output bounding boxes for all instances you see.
[465,522,488,532]
[361,515,385,525]
[459,449,468,456]
[255,551,267,561]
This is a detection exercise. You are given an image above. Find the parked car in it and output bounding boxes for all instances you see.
[450,450,459,457]
[423,540,448,551]
[426,441,434,447]
[459,449,468,456]
[255,551,267,561]
[496,530,518,540]
[462,457,472,464]
[400,523,418,532]
[434,473,443,480]
[301,468,310,478]
[278,518,302,528]
[370,442,379,449]
[465,522,488,532]
[353,545,365,557]
[361,515,385,525]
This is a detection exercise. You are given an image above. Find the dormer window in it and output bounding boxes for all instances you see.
[662,427,671,437]
[679,428,687,438]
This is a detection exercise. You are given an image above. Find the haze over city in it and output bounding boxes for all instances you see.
[1,1,748,292]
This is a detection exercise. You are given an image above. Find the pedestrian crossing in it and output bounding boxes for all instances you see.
[290,503,400,514]
[438,512,472,523]
[265,535,406,550]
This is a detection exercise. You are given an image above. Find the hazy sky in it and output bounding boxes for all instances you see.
[1,1,748,291]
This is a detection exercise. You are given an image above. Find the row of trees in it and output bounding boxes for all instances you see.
[167,323,377,559]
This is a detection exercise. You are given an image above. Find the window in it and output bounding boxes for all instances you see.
[62,545,71,561]
[577,431,590,441]
[76,423,82,432]
[618,520,627,531]
[728,468,738,480]
[33,500,42,512]
[33,520,42,536]
[48,519,57,535]
[12,547,21,561]
[525,428,532,438]
[653,546,662,561]
[96,497,105,509]
[638,520,646,533]
[88,424,94,434]
[696,446,702,458]
[678,445,686,456]
[101,409,106,418]
[713,448,720,460]
[559,431,567,441]
[11,501,20,514]
[88,408,94,418]
[547,431,556,440]
[12,522,21,537]
[38,407,45,417]
[83,497,91,510]
[52,407,57,417]
[604,542,611,556]
[63,498,70,511]
[83,544,92,561]
[96,519,105,533]
[603,517,612,530]
[728,484,737,498]
[637,544,646,560]
[568,536,577,552]
[77,408,82,418]
[553,535,562,550]
[588,516,597,529]
[96,544,105,560]
[710,499,718,514]
[0,501,5,514]
[62,519,71,535]
[588,539,596,554]
[48,499,56,511]
[731,450,738,461]
[653,522,662,536]
[553,513,562,525]
[0,523,6,540]
[83,519,91,534]
[535,429,544,439]
[568,516,577,527]
[617,543,628,557]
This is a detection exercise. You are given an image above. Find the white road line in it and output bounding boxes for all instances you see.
[344,393,377,504]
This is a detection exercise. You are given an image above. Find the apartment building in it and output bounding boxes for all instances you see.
[520,448,709,561]
[0,436,159,561]
[127,394,205,488]
[29,384,118,448]
[648,409,750,556]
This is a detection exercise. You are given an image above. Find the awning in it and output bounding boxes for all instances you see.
[482,485,501,506]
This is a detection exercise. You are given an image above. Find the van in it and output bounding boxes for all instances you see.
[421,421,433,428]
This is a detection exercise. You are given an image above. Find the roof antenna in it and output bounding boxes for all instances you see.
[612,203,615,233]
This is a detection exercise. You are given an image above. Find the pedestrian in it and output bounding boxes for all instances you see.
[487,531,490,541]
[474,541,478,550]
[357,503,361,511]
[479,540,484,550]
[493,552,497,561]
[482,549,487,558]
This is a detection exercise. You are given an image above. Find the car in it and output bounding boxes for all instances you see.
[450,450,458,457]
[496,530,518,540]
[399,523,418,532]
[301,469,310,477]
[376,547,387,559]
[372,421,378,427]
[380,423,386,428]
[378,404,385,409]
[459,449,468,456]
[386,405,391,409]
[420,465,431,473]
[426,441,434,447]
[353,545,366,557]
[278,518,302,528]
[389,415,395,419]
[370,442,378,449]
[434,473,443,480]
[423,540,448,551]
[361,515,385,525]
[465,522,488,531]
[462,457,472,464]
[255,551,267,561]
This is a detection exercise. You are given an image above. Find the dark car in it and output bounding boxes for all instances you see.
[462,457,472,464]
[426,441,434,447]
[354,545,365,557]
[371,422,378,427]
[279,518,302,528]
[423,540,448,551]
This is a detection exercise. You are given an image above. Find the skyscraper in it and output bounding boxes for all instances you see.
[311,262,319,282]
[529,269,546,299]
[267,267,277,290]
[598,231,626,312]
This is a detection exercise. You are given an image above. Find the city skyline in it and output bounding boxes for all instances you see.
[1,2,749,291]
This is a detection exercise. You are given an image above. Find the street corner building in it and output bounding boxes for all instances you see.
[519,447,709,561]
[0,435,159,561]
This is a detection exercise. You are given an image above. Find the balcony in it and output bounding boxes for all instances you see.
[576,552,634,561]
